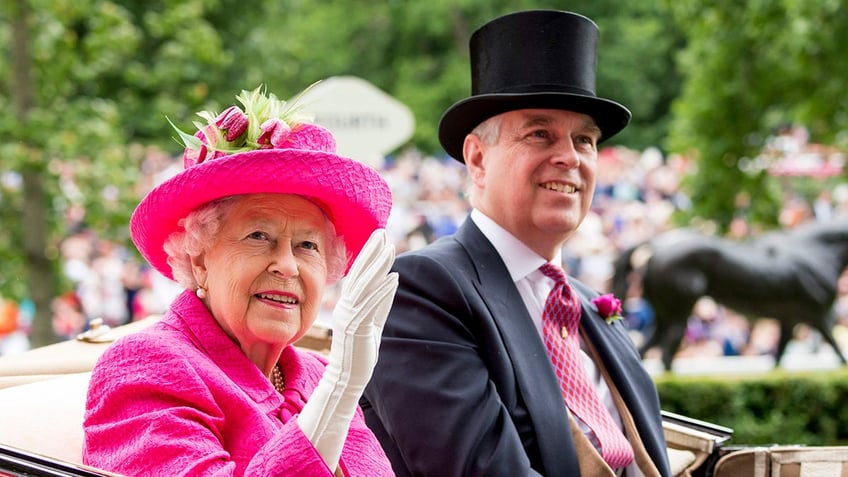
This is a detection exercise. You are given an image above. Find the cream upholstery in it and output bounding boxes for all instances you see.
[0,371,90,464]
[0,315,709,473]
[0,318,163,466]
[0,315,332,466]
[0,316,160,389]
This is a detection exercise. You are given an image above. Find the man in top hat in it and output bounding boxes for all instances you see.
[361,10,673,476]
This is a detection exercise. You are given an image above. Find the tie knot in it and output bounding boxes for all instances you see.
[539,262,566,284]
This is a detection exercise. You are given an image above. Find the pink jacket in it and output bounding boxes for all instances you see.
[83,290,393,476]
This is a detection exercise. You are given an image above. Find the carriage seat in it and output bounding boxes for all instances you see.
[0,371,91,464]
[0,318,705,473]
[0,316,332,466]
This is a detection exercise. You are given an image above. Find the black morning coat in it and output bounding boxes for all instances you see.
[362,218,672,477]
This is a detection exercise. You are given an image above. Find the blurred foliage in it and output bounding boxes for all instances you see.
[666,0,848,231]
[0,0,682,345]
[656,368,848,445]
[225,0,681,155]
[0,0,846,344]
[0,0,241,343]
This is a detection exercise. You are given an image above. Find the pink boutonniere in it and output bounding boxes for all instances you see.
[592,294,624,324]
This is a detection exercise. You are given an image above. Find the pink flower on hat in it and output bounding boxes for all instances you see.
[216,106,249,142]
[135,84,392,281]
[181,131,208,166]
[257,118,292,149]
[170,85,328,165]
[182,124,228,167]
[592,294,624,324]
[279,123,336,151]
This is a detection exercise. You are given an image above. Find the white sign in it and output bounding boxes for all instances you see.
[294,76,415,166]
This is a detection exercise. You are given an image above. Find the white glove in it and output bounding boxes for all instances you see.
[297,228,398,471]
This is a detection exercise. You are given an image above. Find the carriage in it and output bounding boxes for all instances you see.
[3,216,848,477]
[2,317,846,476]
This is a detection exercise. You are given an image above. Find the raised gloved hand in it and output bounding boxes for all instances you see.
[297,228,398,472]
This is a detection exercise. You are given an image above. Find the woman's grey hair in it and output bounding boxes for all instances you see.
[164,195,348,290]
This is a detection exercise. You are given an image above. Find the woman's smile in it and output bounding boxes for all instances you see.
[254,291,299,308]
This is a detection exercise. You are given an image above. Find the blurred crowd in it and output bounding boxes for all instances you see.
[2,125,848,370]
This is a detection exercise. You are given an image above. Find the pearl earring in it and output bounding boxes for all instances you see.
[196,287,207,299]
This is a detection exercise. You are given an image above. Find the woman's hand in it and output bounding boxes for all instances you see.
[297,229,398,471]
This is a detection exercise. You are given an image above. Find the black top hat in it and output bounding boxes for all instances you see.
[438,10,631,162]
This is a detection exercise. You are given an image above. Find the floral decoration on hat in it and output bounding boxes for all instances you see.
[592,294,624,325]
[130,84,392,281]
[168,85,334,167]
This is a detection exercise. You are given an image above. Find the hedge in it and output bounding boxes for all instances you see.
[655,367,848,446]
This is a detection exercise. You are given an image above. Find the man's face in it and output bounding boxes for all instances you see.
[464,108,600,259]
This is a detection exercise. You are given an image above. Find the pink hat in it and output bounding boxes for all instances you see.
[130,86,392,280]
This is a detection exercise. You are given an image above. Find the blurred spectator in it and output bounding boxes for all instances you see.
[0,297,31,356]
[51,291,86,340]
[0,297,18,336]
[813,189,834,222]
[831,269,848,353]
[676,297,725,359]
[32,130,845,368]
[744,319,781,357]
[779,193,814,228]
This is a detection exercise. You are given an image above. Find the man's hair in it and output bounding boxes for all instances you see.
[471,115,502,146]
[464,115,504,205]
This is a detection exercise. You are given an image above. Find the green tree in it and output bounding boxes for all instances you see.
[666,0,848,230]
[0,0,685,347]
[238,0,680,155]
[0,0,237,345]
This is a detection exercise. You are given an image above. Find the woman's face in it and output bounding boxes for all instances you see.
[191,194,330,357]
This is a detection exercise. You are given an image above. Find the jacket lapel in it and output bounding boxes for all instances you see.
[571,281,671,476]
[455,220,580,475]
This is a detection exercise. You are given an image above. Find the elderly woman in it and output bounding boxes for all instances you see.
[82,86,398,476]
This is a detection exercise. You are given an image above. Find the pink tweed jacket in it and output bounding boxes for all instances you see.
[83,290,393,476]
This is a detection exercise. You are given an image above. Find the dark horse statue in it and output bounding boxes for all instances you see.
[613,217,848,371]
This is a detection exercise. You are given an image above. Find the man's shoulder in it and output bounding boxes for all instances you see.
[391,235,484,296]
[396,234,468,266]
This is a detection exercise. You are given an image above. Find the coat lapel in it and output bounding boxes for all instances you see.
[571,281,671,476]
[455,221,580,475]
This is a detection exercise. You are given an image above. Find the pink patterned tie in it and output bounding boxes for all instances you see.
[539,263,634,469]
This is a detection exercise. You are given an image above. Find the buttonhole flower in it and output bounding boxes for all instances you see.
[592,294,624,324]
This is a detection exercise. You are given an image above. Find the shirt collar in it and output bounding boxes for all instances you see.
[470,208,561,283]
